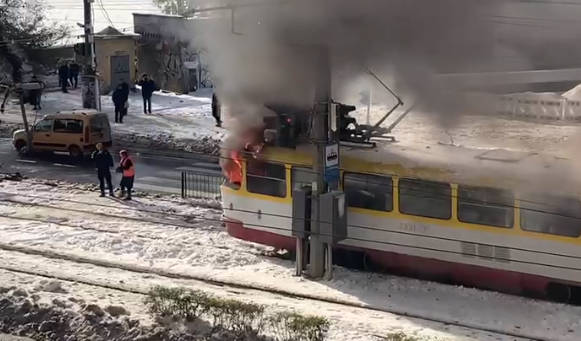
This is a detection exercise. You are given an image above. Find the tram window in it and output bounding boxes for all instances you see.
[520,194,581,237]
[399,178,451,219]
[291,167,316,192]
[344,173,393,212]
[246,162,287,197]
[458,186,514,228]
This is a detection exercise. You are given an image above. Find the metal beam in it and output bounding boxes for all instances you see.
[435,68,581,87]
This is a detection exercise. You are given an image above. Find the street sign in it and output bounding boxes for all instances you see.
[324,143,339,184]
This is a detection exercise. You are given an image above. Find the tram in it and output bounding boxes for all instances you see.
[220,109,581,302]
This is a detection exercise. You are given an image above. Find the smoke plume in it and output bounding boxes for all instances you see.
[193,0,508,126]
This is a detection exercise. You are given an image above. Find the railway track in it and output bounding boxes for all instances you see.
[0,196,547,341]
[0,243,540,341]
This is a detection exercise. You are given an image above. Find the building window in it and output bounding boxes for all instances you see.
[246,161,286,197]
[291,167,316,193]
[458,185,514,228]
[53,119,83,134]
[344,173,393,212]
[520,194,581,237]
[399,178,451,219]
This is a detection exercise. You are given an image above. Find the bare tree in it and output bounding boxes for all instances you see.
[153,0,197,16]
[0,0,68,83]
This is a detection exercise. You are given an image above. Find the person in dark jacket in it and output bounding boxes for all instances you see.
[58,63,70,93]
[69,62,80,88]
[112,84,126,123]
[91,143,115,197]
[211,93,221,127]
[29,75,44,110]
[137,74,156,114]
[116,150,135,200]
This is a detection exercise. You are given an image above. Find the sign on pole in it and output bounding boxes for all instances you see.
[324,143,339,185]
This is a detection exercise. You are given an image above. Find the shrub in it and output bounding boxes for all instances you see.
[145,285,329,341]
[269,311,330,341]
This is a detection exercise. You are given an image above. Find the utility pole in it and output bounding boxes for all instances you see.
[292,48,347,280]
[82,0,100,110]
[309,48,332,278]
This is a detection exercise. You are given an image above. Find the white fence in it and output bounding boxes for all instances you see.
[496,95,581,121]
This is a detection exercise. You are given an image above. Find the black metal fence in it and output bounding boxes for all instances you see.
[181,170,224,200]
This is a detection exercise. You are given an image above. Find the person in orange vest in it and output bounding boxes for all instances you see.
[116,150,135,200]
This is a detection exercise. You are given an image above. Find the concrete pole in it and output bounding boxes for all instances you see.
[18,92,31,152]
[83,0,100,110]
[309,47,331,278]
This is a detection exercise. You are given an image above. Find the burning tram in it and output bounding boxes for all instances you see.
[220,104,581,302]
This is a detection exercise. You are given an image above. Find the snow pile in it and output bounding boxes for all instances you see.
[0,284,205,340]
[563,83,581,101]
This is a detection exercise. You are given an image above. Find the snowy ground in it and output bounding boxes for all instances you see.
[1,178,580,340]
[0,88,225,154]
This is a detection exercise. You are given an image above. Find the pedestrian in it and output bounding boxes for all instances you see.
[69,62,80,89]
[91,143,115,197]
[137,74,156,114]
[212,92,222,127]
[58,62,69,93]
[119,79,130,117]
[30,75,44,111]
[112,84,126,123]
[116,150,135,200]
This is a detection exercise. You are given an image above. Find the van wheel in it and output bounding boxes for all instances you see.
[15,140,28,155]
[68,145,83,160]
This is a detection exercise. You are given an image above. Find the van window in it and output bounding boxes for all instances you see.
[90,116,108,133]
[247,161,286,197]
[458,185,514,228]
[520,194,581,237]
[344,173,393,211]
[292,167,316,192]
[35,119,52,132]
[54,119,83,134]
[399,178,451,219]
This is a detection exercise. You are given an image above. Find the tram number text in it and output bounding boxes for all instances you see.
[399,222,428,233]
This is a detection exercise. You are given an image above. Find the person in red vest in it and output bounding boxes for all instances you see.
[116,150,135,200]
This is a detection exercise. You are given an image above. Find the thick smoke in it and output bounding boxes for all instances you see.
[193,0,506,127]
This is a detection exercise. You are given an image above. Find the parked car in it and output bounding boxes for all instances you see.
[12,111,112,159]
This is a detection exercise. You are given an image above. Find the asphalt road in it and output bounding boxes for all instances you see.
[0,138,221,195]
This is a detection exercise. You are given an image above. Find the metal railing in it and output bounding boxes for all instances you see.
[181,170,224,200]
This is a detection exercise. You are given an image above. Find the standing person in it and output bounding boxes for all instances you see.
[29,75,44,110]
[138,74,156,114]
[117,150,135,200]
[112,84,126,123]
[119,80,130,117]
[69,62,80,89]
[212,92,222,127]
[91,143,115,197]
[58,62,69,93]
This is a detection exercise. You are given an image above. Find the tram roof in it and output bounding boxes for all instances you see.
[261,112,581,196]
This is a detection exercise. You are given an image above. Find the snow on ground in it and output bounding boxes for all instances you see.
[0,88,225,153]
[0,179,580,340]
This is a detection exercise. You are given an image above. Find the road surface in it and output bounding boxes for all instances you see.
[0,138,221,195]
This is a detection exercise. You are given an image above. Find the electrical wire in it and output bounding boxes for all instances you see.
[98,0,115,27]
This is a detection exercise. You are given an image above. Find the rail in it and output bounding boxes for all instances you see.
[180,169,224,200]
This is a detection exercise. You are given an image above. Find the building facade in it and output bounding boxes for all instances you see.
[133,13,210,94]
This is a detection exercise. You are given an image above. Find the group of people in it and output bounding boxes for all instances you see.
[111,74,158,123]
[58,61,81,93]
[91,143,135,200]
